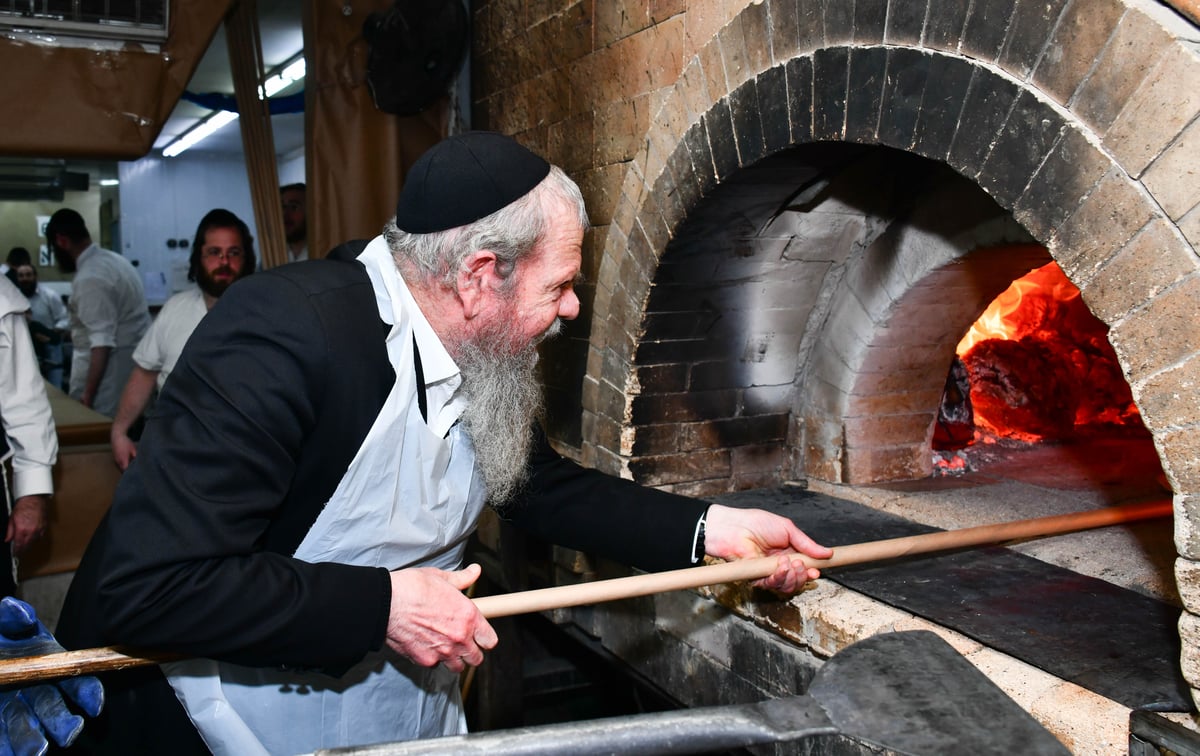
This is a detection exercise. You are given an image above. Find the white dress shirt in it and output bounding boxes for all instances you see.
[133,286,207,391]
[67,244,151,416]
[0,277,56,499]
[26,286,69,331]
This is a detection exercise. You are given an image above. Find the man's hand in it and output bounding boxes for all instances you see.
[0,597,104,754]
[385,563,498,673]
[6,496,48,556]
[703,504,834,594]
[110,433,137,471]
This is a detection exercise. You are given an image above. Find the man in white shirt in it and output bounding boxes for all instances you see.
[0,275,57,597]
[109,209,256,470]
[46,209,150,417]
[14,265,68,334]
[14,264,69,390]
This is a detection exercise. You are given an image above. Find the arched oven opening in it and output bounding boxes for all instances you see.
[617,139,1183,734]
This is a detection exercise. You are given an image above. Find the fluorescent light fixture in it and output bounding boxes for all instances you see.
[162,53,304,158]
[262,57,306,98]
[162,110,239,157]
[99,179,120,186]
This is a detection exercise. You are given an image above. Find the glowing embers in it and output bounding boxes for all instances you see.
[934,262,1143,466]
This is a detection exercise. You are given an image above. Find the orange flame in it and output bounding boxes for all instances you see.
[956,262,1081,355]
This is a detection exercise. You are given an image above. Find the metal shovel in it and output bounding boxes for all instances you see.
[315,629,1069,755]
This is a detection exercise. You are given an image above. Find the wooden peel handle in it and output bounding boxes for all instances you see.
[0,498,1172,685]
[474,498,1173,618]
[0,648,181,686]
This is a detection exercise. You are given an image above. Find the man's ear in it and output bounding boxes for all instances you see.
[455,249,499,319]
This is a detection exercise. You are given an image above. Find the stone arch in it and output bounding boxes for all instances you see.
[581,11,1197,493]
[578,0,1200,704]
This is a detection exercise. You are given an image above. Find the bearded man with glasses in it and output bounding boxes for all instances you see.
[108,209,257,471]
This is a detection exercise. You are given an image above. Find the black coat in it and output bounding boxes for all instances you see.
[57,256,706,752]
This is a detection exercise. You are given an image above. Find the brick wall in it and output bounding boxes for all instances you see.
[472,0,1200,709]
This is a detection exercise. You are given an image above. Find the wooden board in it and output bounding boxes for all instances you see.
[17,383,118,579]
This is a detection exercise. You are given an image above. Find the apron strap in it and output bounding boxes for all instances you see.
[412,334,427,423]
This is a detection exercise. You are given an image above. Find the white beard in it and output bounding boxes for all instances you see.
[455,318,563,504]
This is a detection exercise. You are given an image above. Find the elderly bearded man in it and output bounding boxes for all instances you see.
[56,132,832,755]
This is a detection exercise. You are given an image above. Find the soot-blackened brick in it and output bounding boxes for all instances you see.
[911,54,974,161]
[795,0,823,52]
[635,362,690,394]
[853,0,887,44]
[628,449,732,487]
[1013,124,1110,240]
[704,101,741,181]
[667,143,701,217]
[999,0,1069,80]
[682,417,789,454]
[822,0,855,45]
[923,0,970,51]
[688,359,746,392]
[684,120,717,195]
[631,389,741,425]
[644,309,722,340]
[878,47,931,149]
[977,90,1066,207]
[1032,0,1125,108]
[845,46,887,144]
[947,72,1019,179]
[653,170,686,236]
[812,47,850,141]
[636,334,730,365]
[631,423,682,456]
[885,0,927,45]
[757,66,792,154]
[960,0,1016,62]
[729,79,767,167]
[786,55,815,144]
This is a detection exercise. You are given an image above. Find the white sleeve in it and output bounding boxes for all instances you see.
[0,311,57,498]
[48,292,69,330]
[73,275,120,349]
[133,309,167,371]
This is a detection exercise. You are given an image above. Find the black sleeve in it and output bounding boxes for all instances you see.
[85,272,390,672]
[501,425,708,573]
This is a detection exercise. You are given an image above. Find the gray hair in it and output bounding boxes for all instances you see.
[384,165,588,290]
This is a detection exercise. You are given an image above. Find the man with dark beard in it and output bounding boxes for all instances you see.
[46,209,150,416]
[14,262,70,389]
[54,132,831,754]
[108,209,256,470]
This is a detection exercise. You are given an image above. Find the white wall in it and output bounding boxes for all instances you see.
[279,150,304,187]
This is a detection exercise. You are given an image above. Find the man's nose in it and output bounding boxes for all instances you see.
[559,289,580,320]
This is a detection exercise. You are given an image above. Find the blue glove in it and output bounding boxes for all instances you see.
[0,597,103,755]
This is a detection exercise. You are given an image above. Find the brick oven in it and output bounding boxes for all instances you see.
[470,0,1200,751]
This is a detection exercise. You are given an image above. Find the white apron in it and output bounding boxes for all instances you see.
[164,240,487,755]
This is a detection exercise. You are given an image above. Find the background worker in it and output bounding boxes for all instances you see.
[46,209,150,417]
[109,210,256,470]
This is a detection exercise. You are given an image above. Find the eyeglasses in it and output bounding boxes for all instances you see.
[202,248,244,261]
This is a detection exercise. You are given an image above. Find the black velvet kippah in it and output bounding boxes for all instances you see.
[394,131,551,233]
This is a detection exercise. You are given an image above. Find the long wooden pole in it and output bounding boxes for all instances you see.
[0,499,1172,686]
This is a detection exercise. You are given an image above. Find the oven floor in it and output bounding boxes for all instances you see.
[710,486,1189,712]
[708,432,1186,713]
[821,431,1176,603]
